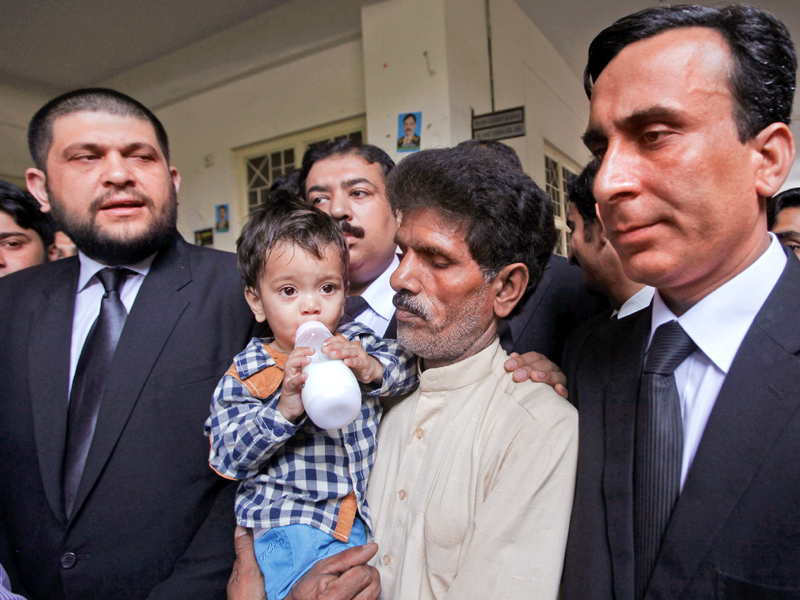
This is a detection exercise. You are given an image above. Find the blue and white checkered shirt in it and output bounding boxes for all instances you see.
[205,321,417,539]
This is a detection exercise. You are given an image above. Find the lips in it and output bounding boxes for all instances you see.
[612,222,658,246]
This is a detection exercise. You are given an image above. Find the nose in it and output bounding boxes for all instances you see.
[390,252,421,295]
[568,246,578,268]
[300,292,321,315]
[102,151,136,189]
[0,247,6,270]
[328,191,353,222]
[592,142,640,207]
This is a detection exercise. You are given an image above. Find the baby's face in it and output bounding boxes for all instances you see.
[246,242,346,352]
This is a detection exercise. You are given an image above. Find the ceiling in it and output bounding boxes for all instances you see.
[2,0,799,98]
[0,0,288,92]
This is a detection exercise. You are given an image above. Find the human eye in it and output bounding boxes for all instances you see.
[640,127,673,147]
[309,195,328,207]
[320,283,339,294]
[351,189,370,199]
[71,152,99,163]
[279,286,297,297]
[1,240,22,250]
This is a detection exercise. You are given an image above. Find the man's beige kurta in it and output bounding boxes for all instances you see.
[367,338,578,599]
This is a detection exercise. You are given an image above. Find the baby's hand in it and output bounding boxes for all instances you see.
[322,336,383,385]
[278,346,313,422]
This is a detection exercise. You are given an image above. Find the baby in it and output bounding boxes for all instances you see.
[205,193,417,600]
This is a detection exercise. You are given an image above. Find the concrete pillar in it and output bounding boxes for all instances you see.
[361,0,493,162]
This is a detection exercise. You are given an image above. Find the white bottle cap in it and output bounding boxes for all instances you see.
[295,321,334,363]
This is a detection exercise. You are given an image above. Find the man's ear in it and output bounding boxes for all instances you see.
[244,287,267,323]
[752,122,795,198]
[170,167,181,203]
[26,168,50,212]
[492,263,529,319]
[47,243,59,262]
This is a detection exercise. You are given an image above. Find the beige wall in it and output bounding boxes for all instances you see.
[156,40,366,252]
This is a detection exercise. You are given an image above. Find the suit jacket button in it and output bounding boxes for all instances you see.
[60,552,77,569]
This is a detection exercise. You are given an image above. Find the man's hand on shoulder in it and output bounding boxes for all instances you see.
[227,526,381,600]
[504,351,568,400]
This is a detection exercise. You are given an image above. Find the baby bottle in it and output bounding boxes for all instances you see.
[294,321,362,430]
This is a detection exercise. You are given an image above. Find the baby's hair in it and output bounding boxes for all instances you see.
[237,189,350,292]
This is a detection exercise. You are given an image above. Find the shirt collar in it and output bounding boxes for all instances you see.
[417,336,500,393]
[615,285,655,319]
[77,251,156,293]
[650,233,786,374]
[359,253,399,321]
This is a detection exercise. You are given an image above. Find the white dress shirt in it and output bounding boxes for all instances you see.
[355,254,398,337]
[69,252,155,396]
[649,234,786,488]
[614,285,655,319]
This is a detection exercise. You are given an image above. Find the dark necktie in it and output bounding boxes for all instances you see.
[63,267,133,519]
[634,320,697,599]
[343,295,369,323]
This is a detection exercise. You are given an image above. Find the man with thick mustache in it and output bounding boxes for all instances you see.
[0,88,257,599]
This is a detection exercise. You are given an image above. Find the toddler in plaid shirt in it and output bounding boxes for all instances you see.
[204,194,417,600]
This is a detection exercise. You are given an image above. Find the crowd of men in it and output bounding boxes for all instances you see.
[0,3,799,600]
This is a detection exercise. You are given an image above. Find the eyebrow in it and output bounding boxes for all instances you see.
[342,177,376,189]
[61,141,159,156]
[0,232,31,242]
[775,230,800,242]
[583,106,684,150]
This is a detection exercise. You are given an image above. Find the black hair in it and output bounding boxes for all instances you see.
[0,180,56,248]
[237,188,350,292]
[403,113,417,124]
[298,139,395,198]
[386,145,556,317]
[567,160,600,242]
[269,170,302,197]
[28,88,170,171]
[584,4,797,141]
[768,187,800,230]
[455,139,523,171]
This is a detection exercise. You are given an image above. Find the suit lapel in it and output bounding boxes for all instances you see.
[648,255,800,598]
[70,236,192,520]
[603,309,650,600]
[28,259,79,526]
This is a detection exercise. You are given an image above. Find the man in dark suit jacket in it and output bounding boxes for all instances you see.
[500,253,608,367]
[562,5,800,599]
[0,88,256,599]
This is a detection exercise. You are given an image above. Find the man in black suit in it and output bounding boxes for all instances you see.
[563,5,799,599]
[0,88,256,599]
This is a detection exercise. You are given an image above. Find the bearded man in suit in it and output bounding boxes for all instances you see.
[0,88,257,599]
[563,5,800,599]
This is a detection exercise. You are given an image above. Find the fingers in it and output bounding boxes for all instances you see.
[341,565,381,600]
[322,339,363,361]
[283,370,308,395]
[228,527,267,600]
[310,543,378,577]
[233,525,256,560]
[504,351,568,392]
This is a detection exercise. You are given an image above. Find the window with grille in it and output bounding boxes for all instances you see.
[237,117,366,218]
[544,145,580,257]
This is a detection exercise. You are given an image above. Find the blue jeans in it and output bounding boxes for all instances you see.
[254,518,367,600]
